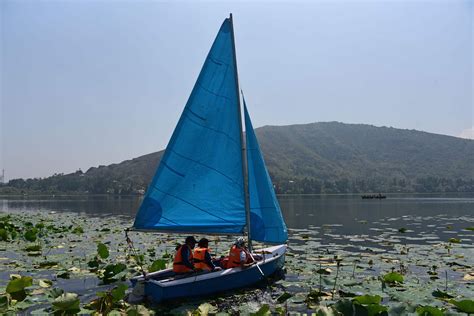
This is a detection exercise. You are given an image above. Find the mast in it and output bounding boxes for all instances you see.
[229,13,252,252]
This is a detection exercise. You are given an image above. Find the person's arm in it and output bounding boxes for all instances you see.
[241,249,255,268]
[204,251,216,270]
[181,246,194,270]
[239,250,247,267]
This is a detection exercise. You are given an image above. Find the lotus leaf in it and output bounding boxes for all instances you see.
[0,228,8,241]
[312,306,336,316]
[149,259,167,273]
[431,289,454,299]
[97,243,109,259]
[0,295,9,313]
[38,279,52,288]
[88,257,100,269]
[333,299,354,315]
[448,238,461,243]
[276,292,292,303]
[449,299,474,314]
[47,288,64,299]
[126,304,152,316]
[111,283,128,303]
[6,275,33,301]
[463,273,474,281]
[24,229,38,242]
[56,271,70,279]
[101,263,127,284]
[383,272,404,284]
[416,305,444,316]
[317,268,332,275]
[196,302,218,315]
[72,226,84,234]
[24,244,41,252]
[363,304,388,316]
[250,304,270,316]
[353,294,382,305]
[52,292,80,312]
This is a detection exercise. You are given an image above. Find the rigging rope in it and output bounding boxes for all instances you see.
[125,228,147,279]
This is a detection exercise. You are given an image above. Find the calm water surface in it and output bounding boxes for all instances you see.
[1,193,473,313]
[1,193,473,245]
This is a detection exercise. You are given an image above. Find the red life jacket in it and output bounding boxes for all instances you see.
[193,247,211,271]
[227,245,245,268]
[173,244,194,273]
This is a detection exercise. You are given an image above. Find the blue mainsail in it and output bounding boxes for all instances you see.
[244,101,288,244]
[133,18,246,233]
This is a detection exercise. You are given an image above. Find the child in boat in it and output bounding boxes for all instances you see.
[173,236,197,274]
[193,238,221,272]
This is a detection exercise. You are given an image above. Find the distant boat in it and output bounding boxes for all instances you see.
[361,193,386,199]
[129,14,288,303]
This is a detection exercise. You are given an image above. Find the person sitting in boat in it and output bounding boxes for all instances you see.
[226,237,255,269]
[193,238,221,272]
[173,236,197,274]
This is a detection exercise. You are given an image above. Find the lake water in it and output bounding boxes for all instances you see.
[1,193,473,314]
[2,193,473,246]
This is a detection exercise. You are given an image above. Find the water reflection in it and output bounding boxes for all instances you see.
[1,194,473,243]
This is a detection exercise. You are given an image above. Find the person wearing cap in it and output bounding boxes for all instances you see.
[173,236,197,274]
[226,237,255,269]
[193,238,221,272]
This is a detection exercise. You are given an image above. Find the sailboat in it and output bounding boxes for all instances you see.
[130,14,288,303]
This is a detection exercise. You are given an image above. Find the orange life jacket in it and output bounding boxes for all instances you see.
[227,245,244,268]
[173,244,194,273]
[193,247,211,271]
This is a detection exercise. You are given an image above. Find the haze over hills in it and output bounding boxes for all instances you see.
[2,122,474,194]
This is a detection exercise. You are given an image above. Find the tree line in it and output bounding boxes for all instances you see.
[1,171,473,195]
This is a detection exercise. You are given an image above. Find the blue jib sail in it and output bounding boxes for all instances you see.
[244,101,288,244]
[133,18,246,233]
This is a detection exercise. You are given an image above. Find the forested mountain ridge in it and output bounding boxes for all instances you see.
[3,122,473,194]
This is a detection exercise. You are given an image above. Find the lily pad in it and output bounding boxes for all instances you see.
[149,259,167,273]
[24,228,38,242]
[38,279,53,288]
[250,304,270,316]
[111,283,128,303]
[449,299,474,314]
[6,276,33,301]
[431,289,454,299]
[52,292,80,312]
[97,243,110,259]
[383,272,404,284]
[197,302,218,315]
[353,294,382,305]
[0,295,9,313]
[416,305,444,316]
[276,292,292,303]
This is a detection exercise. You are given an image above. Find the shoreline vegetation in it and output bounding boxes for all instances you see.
[0,207,473,314]
[1,171,474,196]
[1,190,474,198]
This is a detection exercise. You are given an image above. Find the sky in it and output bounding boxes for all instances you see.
[1,0,473,181]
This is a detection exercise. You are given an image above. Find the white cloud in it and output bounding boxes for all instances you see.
[458,127,474,140]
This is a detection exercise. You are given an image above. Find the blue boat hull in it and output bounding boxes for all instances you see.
[131,244,286,303]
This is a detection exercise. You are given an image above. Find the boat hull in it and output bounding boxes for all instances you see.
[130,244,286,303]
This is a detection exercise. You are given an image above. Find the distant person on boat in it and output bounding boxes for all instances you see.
[193,238,221,272]
[225,237,255,268]
[173,236,197,274]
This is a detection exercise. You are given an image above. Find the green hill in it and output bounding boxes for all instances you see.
[3,122,473,194]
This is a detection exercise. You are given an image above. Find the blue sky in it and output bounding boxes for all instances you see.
[1,0,472,180]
